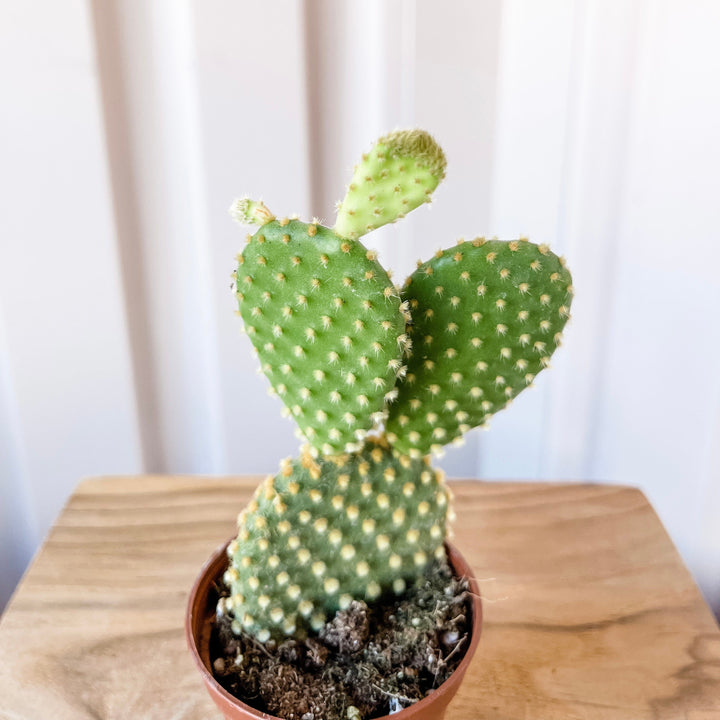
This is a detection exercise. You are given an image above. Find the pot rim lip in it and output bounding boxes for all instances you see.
[185,538,482,720]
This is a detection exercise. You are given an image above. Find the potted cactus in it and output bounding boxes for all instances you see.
[186,130,573,720]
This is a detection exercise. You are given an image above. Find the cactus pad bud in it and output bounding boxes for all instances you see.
[335,129,446,240]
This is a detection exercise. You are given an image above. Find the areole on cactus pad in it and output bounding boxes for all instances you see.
[226,129,573,642]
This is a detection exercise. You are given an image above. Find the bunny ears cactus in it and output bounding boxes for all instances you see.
[227,129,573,640]
[232,129,572,456]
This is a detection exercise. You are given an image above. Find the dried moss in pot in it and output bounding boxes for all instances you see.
[211,556,472,720]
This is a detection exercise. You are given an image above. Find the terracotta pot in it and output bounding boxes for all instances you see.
[186,540,482,720]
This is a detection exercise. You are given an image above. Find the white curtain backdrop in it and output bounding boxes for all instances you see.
[2,0,719,614]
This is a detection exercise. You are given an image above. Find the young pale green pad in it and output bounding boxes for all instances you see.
[334,129,446,240]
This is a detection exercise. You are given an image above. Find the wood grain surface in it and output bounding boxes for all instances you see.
[0,477,718,719]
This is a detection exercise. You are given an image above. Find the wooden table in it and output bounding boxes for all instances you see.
[0,477,718,719]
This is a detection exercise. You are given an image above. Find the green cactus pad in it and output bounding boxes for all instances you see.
[236,216,408,455]
[385,238,573,456]
[222,440,449,641]
[335,130,446,240]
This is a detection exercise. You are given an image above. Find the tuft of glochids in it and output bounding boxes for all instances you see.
[223,130,573,641]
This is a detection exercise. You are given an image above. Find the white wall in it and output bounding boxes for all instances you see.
[1,0,719,614]
[0,1,143,603]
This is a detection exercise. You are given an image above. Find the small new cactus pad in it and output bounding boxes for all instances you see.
[385,238,573,456]
[235,213,408,455]
[334,130,446,240]
[222,439,449,641]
